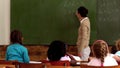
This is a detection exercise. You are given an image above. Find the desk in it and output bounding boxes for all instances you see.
[45,61,88,68]
[46,66,80,68]
[71,66,80,68]
[0,65,15,68]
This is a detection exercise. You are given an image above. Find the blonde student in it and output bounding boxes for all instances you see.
[88,40,118,66]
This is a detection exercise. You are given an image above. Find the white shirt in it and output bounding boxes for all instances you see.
[47,55,71,61]
[60,55,71,61]
[87,54,118,66]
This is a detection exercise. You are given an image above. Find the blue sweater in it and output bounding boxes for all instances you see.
[6,43,30,63]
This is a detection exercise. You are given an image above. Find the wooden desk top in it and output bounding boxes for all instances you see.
[46,66,80,68]
[0,65,15,68]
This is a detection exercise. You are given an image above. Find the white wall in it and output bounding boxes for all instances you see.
[0,0,10,45]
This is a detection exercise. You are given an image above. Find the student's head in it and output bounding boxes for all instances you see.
[115,39,120,51]
[77,6,88,17]
[10,30,23,44]
[111,45,117,54]
[47,40,67,61]
[92,40,109,63]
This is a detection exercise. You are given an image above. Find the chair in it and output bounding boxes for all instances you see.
[80,64,119,68]
[19,63,45,68]
[41,60,70,66]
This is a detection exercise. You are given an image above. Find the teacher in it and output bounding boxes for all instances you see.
[76,6,91,61]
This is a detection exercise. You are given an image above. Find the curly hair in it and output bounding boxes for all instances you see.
[115,39,120,51]
[10,30,23,44]
[92,40,109,63]
[47,40,67,61]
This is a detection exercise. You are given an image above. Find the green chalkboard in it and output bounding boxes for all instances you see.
[97,0,120,45]
[11,0,97,45]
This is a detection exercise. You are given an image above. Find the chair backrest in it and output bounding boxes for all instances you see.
[41,60,70,66]
[19,63,45,68]
[80,64,119,68]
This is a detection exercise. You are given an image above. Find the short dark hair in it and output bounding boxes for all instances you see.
[77,6,88,17]
[10,30,23,44]
[47,40,67,61]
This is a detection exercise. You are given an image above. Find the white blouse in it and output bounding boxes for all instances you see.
[88,54,118,66]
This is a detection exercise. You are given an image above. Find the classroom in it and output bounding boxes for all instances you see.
[0,0,120,68]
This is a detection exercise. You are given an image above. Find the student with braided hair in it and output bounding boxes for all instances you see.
[88,40,118,66]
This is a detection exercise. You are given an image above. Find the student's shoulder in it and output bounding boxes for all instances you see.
[12,43,26,49]
[115,51,120,56]
[105,55,117,61]
[7,43,16,48]
[105,55,118,65]
[87,58,101,66]
[18,44,27,49]
[116,51,120,53]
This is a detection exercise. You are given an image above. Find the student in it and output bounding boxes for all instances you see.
[111,45,117,54]
[76,6,91,61]
[109,45,117,58]
[88,40,118,66]
[113,39,120,62]
[47,40,71,61]
[47,40,80,64]
[6,30,30,63]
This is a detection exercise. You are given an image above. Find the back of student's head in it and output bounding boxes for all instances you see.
[92,40,109,63]
[47,40,67,61]
[10,30,23,44]
[115,39,120,51]
[111,45,117,54]
[77,6,88,17]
